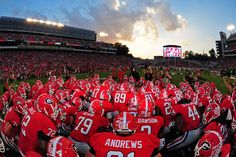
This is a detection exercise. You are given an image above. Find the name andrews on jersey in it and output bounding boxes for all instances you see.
[105,139,142,148]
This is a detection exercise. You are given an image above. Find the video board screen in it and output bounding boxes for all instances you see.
[163,46,182,58]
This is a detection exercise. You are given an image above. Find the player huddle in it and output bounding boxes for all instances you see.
[0,74,236,157]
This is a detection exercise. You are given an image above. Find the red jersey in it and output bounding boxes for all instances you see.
[112,90,132,112]
[70,89,86,100]
[70,111,109,143]
[204,121,228,143]
[90,86,108,101]
[58,103,77,125]
[172,103,200,132]
[221,144,231,157]
[89,132,160,157]
[1,107,21,138]
[18,107,56,154]
[155,98,175,127]
[138,89,156,103]
[136,116,164,137]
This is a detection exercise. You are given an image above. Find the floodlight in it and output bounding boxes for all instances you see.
[57,23,64,27]
[26,18,33,22]
[39,20,45,24]
[26,17,64,27]
[227,24,235,32]
[99,32,108,37]
[45,21,52,25]
[32,19,38,22]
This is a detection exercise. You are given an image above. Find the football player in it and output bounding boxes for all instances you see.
[69,99,110,156]
[18,94,57,156]
[136,100,165,139]
[166,103,202,152]
[47,136,79,157]
[86,112,161,157]
[0,96,27,157]
[194,131,223,157]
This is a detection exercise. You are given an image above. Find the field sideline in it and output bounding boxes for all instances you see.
[0,70,229,95]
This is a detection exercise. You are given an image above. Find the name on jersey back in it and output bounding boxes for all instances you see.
[105,139,142,148]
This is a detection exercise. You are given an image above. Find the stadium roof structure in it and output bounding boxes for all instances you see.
[0,16,96,41]
[163,45,181,48]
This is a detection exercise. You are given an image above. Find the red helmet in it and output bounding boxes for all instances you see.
[36,80,43,88]
[197,95,212,108]
[54,90,69,104]
[194,131,222,157]
[123,75,128,81]
[168,89,182,101]
[119,83,128,91]
[194,82,200,89]
[145,81,154,89]
[99,90,111,102]
[159,89,168,99]
[202,103,221,125]
[48,75,57,82]
[56,77,64,86]
[88,100,104,116]
[129,76,135,84]
[139,77,145,85]
[196,87,205,98]
[12,96,27,114]
[113,112,137,134]
[71,97,84,111]
[47,136,79,157]
[179,82,189,91]
[166,83,175,91]
[35,94,58,120]
[24,82,31,91]
[138,100,153,117]
[128,94,139,107]
[17,87,26,100]
[212,93,222,105]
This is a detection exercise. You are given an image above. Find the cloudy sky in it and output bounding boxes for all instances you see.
[0,0,235,58]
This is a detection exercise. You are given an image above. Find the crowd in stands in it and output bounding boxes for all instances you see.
[0,51,131,81]
[153,59,208,69]
[0,32,116,51]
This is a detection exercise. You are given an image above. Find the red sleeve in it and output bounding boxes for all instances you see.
[89,133,103,148]
[171,105,180,118]
[39,115,57,138]
[148,134,160,148]
[9,113,21,128]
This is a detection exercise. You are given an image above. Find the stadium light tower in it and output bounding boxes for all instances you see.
[227,24,235,34]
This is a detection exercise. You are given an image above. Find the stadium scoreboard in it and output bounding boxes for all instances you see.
[163,45,182,58]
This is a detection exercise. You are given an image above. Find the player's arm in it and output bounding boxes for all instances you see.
[37,131,53,155]
[171,113,183,133]
[3,122,17,139]
[85,147,96,157]
[154,106,161,116]
[151,148,163,157]
[158,126,165,139]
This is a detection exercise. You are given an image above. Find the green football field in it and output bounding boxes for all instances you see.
[0,70,229,95]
